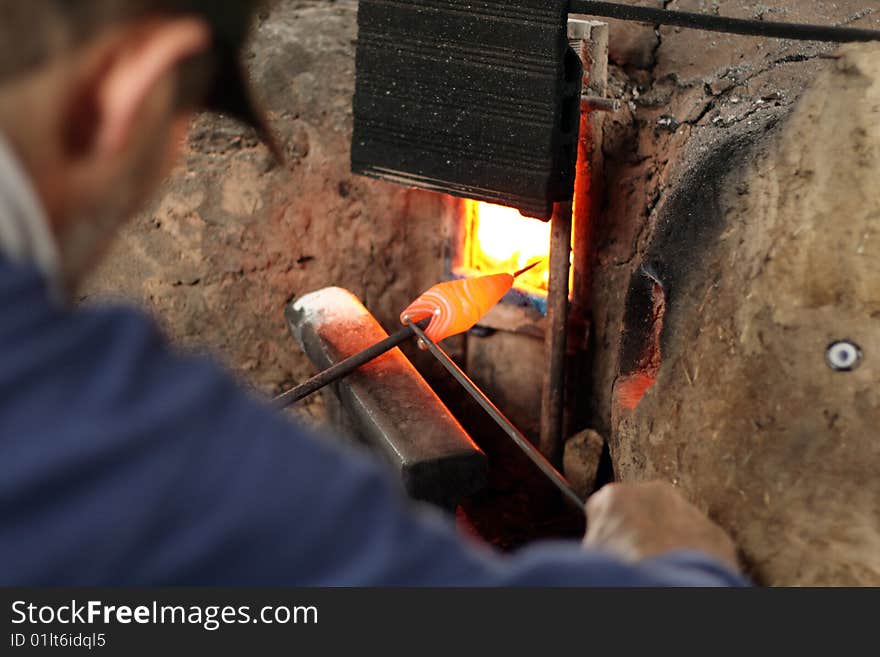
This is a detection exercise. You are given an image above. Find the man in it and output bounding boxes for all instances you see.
[0,0,744,586]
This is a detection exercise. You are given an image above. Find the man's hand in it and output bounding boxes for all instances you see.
[583,481,740,571]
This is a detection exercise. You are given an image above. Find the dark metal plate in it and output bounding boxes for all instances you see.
[351,0,581,220]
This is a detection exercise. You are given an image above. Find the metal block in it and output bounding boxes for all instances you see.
[286,288,487,509]
[351,0,582,220]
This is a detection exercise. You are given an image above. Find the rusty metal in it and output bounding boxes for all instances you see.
[407,320,585,512]
[514,260,543,278]
[581,95,619,112]
[539,199,573,464]
[570,20,608,314]
[538,19,609,463]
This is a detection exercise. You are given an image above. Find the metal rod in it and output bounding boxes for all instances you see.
[569,1,880,43]
[540,200,573,464]
[273,319,428,409]
[407,320,585,512]
[514,260,542,278]
[581,95,619,113]
[570,20,607,313]
[568,20,609,435]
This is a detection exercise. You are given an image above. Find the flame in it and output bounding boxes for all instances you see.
[457,200,570,296]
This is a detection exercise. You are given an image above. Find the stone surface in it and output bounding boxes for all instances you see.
[563,429,605,500]
[465,330,546,444]
[574,0,880,585]
[611,45,880,586]
[588,0,880,437]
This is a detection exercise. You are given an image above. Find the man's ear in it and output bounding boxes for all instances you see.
[93,18,211,157]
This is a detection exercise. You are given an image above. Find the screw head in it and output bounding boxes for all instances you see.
[826,341,862,372]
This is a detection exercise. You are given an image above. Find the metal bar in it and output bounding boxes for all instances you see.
[568,20,609,435]
[539,200,573,464]
[570,20,608,313]
[273,318,428,409]
[569,1,880,43]
[514,260,542,278]
[407,320,585,512]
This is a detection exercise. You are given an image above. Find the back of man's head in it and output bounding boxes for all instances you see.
[0,1,268,291]
[0,1,263,112]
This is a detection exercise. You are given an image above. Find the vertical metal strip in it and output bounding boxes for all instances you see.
[570,20,609,313]
[568,20,609,436]
[540,19,609,464]
[540,199,574,463]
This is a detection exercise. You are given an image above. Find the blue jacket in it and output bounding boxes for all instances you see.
[0,257,745,586]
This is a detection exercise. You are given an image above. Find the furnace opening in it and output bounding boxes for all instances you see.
[454,200,573,299]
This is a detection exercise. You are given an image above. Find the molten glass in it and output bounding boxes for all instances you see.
[401,272,516,344]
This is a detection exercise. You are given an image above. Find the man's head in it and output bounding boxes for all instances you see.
[0,1,268,291]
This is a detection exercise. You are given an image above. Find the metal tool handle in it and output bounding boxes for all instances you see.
[406,320,586,512]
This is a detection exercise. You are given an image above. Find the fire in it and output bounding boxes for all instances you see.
[458,200,552,295]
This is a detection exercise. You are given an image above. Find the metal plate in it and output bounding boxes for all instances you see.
[351,0,581,220]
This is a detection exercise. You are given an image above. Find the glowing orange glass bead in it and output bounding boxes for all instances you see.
[400,273,515,344]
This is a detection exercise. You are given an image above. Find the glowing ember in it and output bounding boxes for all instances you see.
[401,273,515,344]
[616,373,657,410]
[616,280,666,410]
